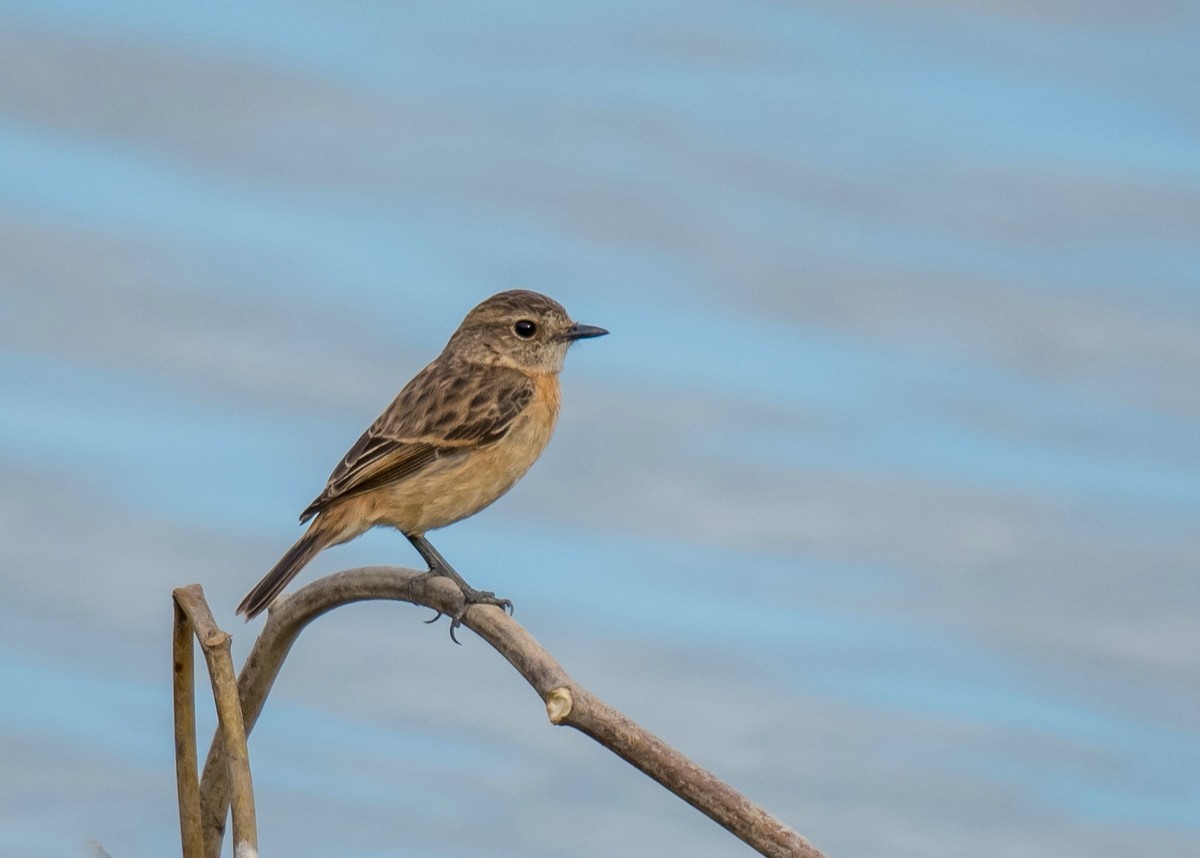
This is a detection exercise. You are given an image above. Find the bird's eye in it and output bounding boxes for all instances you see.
[513,319,538,339]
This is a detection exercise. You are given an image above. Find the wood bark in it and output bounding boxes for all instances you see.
[190,567,824,858]
[173,585,258,858]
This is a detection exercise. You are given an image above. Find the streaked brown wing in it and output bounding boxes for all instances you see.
[442,378,534,444]
[299,437,443,523]
[300,365,534,522]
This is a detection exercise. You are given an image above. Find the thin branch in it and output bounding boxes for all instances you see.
[171,598,203,858]
[174,585,258,858]
[198,567,824,858]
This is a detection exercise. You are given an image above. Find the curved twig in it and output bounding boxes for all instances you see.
[198,567,823,858]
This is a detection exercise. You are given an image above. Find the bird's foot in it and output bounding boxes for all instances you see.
[444,586,512,644]
[459,585,514,614]
[420,577,513,644]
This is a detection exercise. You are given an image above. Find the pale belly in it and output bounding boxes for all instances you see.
[362,377,559,534]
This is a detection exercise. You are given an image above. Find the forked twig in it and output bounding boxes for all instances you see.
[194,567,823,858]
[172,585,258,858]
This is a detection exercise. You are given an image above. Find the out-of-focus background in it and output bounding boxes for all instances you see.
[1,2,1197,856]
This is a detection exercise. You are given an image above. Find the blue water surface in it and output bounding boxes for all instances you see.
[1,2,1197,857]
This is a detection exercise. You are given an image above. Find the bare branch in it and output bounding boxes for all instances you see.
[172,598,203,858]
[198,567,823,858]
[174,585,258,858]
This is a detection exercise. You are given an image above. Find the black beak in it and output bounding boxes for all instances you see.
[562,323,609,341]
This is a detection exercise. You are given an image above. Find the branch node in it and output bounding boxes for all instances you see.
[545,686,574,724]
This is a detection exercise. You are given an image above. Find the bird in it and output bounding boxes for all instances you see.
[236,289,607,636]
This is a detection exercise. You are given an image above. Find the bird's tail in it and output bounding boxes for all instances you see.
[237,523,330,619]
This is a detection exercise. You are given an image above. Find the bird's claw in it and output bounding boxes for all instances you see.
[430,587,514,644]
[448,612,465,645]
[416,565,512,643]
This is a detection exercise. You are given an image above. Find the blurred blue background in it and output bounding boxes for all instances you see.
[0,2,1197,856]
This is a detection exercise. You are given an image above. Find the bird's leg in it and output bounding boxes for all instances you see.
[407,534,513,641]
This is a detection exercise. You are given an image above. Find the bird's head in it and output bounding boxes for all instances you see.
[447,289,608,374]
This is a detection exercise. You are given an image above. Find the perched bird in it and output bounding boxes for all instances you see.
[237,289,607,634]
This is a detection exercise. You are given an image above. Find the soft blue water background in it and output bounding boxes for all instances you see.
[1,2,1197,856]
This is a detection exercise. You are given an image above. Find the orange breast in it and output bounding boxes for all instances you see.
[366,371,562,534]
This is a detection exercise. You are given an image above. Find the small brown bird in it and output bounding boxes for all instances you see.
[237,290,607,632]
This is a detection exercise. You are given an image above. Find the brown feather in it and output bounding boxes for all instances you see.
[239,289,605,619]
[300,363,535,522]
